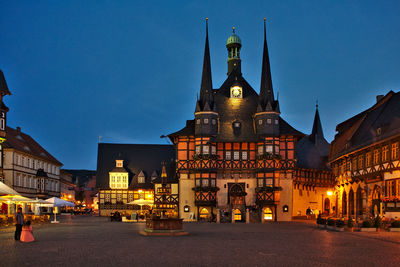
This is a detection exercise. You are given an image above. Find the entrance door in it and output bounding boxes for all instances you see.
[233,209,242,221]
[263,207,273,220]
[324,198,330,215]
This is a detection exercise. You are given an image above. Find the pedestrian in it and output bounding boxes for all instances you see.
[20,221,34,243]
[306,207,311,219]
[136,213,139,222]
[15,207,24,241]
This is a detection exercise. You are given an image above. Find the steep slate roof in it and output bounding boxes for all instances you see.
[296,107,330,170]
[4,126,62,165]
[330,91,400,161]
[0,70,12,96]
[96,143,175,189]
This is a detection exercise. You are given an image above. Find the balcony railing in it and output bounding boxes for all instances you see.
[177,159,296,171]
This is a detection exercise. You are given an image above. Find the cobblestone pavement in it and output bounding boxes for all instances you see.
[1,216,400,267]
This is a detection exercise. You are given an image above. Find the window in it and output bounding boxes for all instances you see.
[258,179,263,187]
[275,145,279,154]
[116,160,123,167]
[258,146,264,155]
[204,118,209,124]
[211,146,216,155]
[267,119,272,124]
[358,155,363,169]
[212,119,216,125]
[27,159,31,168]
[203,145,209,154]
[195,146,201,155]
[242,151,248,160]
[392,143,399,159]
[195,179,200,186]
[265,179,273,186]
[202,179,209,187]
[0,118,4,130]
[225,151,231,160]
[373,149,379,165]
[274,119,278,125]
[266,145,273,154]
[211,179,216,187]
[196,119,200,124]
[233,151,239,160]
[22,157,25,167]
[382,146,389,162]
[366,152,372,166]
[233,122,240,128]
[258,120,262,125]
[138,173,145,183]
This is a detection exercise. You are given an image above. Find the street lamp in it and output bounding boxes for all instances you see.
[327,191,333,196]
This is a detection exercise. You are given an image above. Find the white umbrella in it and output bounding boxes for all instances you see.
[0,181,19,195]
[128,199,154,206]
[0,195,36,202]
[45,197,75,223]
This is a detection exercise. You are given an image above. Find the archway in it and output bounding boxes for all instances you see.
[229,183,245,205]
[324,198,330,215]
[356,186,363,216]
[263,207,273,220]
[199,208,209,220]
[233,209,242,221]
[342,191,347,216]
[372,186,381,216]
[349,189,355,216]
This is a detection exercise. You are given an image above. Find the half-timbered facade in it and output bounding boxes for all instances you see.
[330,91,400,219]
[168,20,334,221]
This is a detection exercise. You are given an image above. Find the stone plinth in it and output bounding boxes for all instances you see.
[139,218,189,236]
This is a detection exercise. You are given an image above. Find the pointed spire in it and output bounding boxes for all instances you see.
[310,101,325,143]
[265,99,273,111]
[161,162,167,184]
[0,69,11,97]
[259,18,274,110]
[199,18,213,109]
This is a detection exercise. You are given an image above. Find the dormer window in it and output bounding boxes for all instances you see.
[212,119,216,125]
[274,119,278,125]
[267,119,272,124]
[204,118,209,124]
[258,119,262,125]
[116,160,123,167]
[377,128,382,136]
[138,171,145,183]
[233,122,241,128]
[196,119,200,124]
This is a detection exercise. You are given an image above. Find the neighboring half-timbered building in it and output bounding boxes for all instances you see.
[330,91,400,220]
[168,20,335,222]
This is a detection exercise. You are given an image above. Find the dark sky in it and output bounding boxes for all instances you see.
[1,1,399,170]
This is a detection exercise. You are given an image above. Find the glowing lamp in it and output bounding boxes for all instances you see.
[327,191,333,196]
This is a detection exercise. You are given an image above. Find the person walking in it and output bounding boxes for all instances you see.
[15,207,24,241]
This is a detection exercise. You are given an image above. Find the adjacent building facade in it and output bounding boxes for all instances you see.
[0,70,12,183]
[330,91,400,220]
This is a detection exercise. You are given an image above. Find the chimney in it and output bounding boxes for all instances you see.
[16,126,21,132]
[376,95,384,103]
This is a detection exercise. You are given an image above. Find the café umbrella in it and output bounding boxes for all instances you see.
[45,197,75,223]
[0,181,19,195]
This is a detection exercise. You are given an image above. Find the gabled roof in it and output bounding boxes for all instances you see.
[4,126,62,165]
[96,143,175,189]
[330,91,400,161]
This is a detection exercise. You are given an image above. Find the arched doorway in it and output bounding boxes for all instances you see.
[229,184,246,205]
[372,186,381,216]
[233,209,242,221]
[349,189,355,216]
[324,198,330,215]
[342,191,347,216]
[356,186,363,216]
[263,207,273,220]
[199,208,209,220]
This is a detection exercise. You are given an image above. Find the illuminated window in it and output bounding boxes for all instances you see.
[265,178,273,186]
[211,146,216,155]
[275,145,279,154]
[196,119,200,124]
[263,207,273,220]
[138,172,145,183]
[204,118,209,124]
[116,160,123,167]
[373,149,379,164]
[195,146,201,154]
[382,146,389,162]
[267,119,271,124]
[202,179,209,187]
[358,155,363,169]
[234,209,242,221]
[226,151,231,160]
[258,179,263,187]
[200,208,209,219]
[203,145,209,154]
[366,152,372,166]
[258,119,262,125]
[392,143,399,159]
[195,179,200,186]
[211,179,216,187]
[233,151,239,160]
[266,145,273,154]
[212,119,216,125]
[258,146,264,155]
[274,119,278,125]
[242,151,247,160]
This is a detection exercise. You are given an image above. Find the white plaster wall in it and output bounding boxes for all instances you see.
[179,173,195,221]
[277,172,292,221]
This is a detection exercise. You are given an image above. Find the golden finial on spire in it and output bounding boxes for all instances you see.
[232,26,235,33]
[206,17,208,21]
[264,17,266,21]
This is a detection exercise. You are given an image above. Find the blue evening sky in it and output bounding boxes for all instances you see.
[1,1,399,169]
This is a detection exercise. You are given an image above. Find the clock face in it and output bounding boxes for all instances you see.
[230,86,242,98]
